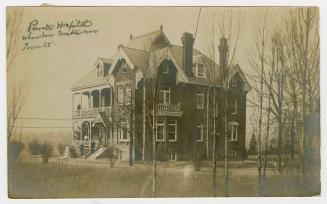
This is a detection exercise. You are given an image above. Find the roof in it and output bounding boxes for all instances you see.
[73,29,250,92]
[96,57,113,65]
[72,58,114,90]
[126,29,171,51]
[121,47,150,72]
[71,68,110,90]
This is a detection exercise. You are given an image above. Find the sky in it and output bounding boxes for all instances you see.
[7,6,292,145]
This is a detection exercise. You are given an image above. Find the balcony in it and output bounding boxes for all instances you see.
[156,103,183,117]
[72,139,99,147]
[73,107,112,119]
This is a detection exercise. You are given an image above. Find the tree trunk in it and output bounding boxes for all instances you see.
[224,88,229,197]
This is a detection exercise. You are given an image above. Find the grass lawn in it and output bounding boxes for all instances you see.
[8,156,320,198]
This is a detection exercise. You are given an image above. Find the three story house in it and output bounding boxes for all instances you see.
[71,25,250,161]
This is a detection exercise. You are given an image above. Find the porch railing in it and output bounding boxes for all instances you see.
[73,107,111,119]
[156,103,181,111]
[155,103,183,116]
[72,139,99,147]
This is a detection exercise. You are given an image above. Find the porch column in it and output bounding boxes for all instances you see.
[89,121,92,141]
[89,91,93,109]
[80,92,83,110]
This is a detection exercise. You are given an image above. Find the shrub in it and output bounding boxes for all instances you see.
[8,141,24,162]
[41,142,53,163]
[57,143,66,155]
[69,146,77,158]
[28,139,41,155]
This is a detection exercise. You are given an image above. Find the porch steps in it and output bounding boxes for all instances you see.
[86,147,107,160]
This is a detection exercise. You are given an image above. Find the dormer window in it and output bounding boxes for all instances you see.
[193,63,206,78]
[122,61,127,74]
[231,99,237,114]
[162,64,169,74]
[97,63,103,78]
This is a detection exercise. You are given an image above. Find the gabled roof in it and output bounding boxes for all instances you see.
[71,68,110,90]
[229,64,251,92]
[121,47,150,71]
[73,28,251,92]
[126,29,171,51]
[95,57,113,65]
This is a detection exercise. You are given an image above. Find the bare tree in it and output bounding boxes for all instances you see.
[218,9,241,197]
[7,7,24,72]
[284,8,319,185]
[7,81,28,140]
[139,42,166,197]
[248,10,269,195]
[7,8,27,141]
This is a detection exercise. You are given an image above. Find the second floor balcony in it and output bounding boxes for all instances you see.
[73,107,112,119]
[156,103,183,117]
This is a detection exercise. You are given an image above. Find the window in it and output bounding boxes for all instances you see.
[167,120,177,141]
[118,89,124,104]
[192,63,197,73]
[196,125,203,142]
[230,151,237,157]
[169,152,177,161]
[125,88,131,105]
[119,122,130,141]
[197,93,204,109]
[122,61,127,74]
[162,63,169,74]
[159,87,170,104]
[230,123,238,141]
[97,63,103,78]
[231,76,238,88]
[196,64,205,78]
[232,99,237,114]
[156,120,165,141]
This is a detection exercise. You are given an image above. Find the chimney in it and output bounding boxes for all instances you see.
[160,24,163,32]
[219,37,228,70]
[181,32,195,77]
[130,34,133,40]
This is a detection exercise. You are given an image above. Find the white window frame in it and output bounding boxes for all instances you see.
[196,125,204,142]
[230,123,238,141]
[156,120,165,141]
[96,63,103,78]
[230,151,237,157]
[232,99,237,114]
[195,64,206,78]
[167,120,177,142]
[125,88,131,105]
[121,61,127,74]
[119,122,130,142]
[159,87,170,105]
[118,89,124,105]
[162,63,169,74]
[196,93,204,109]
[169,152,177,161]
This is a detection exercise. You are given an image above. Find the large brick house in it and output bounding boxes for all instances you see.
[71,25,250,161]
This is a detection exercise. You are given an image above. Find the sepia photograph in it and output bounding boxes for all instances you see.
[5,5,321,198]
